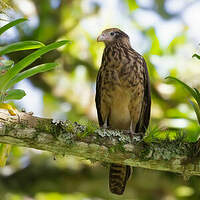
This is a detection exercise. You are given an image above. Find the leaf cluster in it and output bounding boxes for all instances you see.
[0,18,70,102]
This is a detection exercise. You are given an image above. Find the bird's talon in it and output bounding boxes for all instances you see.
[133,132,144,142]
[133,132,143,137]
[129,132,134,143]
[127,131,143,143]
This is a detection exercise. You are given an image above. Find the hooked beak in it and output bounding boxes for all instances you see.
[97,33,106,42]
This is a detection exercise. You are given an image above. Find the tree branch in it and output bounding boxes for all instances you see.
[0,109,199,177]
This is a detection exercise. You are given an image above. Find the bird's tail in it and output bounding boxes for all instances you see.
[109,163,131,195]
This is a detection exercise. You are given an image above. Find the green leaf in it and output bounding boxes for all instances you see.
[4,89,26,101]
[166,76,200,125]
[0,41,45,56]
[167,35,186,54]
[0,60,14,75]
[144,127,179,142]
[166,76,198,100]
[0,18,27,35]
[6,63,57,89]
[0,144,12,167]
[189,100,200,125]
[125,0,139,11]
[192,54,200,60]
[147,27,162,55]
[194,88,200,108]
[0,40,70,90]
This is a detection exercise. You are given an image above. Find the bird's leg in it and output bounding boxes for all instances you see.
[103,117,108,129]
[129,121,135,143]
[129,121,143,143]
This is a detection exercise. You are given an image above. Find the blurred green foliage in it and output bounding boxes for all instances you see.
[0,0,200,199]
[0,18,69,169]
[167,75,200,126]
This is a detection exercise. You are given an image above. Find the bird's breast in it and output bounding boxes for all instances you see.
[101,59,144,129]
[109,86,131,130]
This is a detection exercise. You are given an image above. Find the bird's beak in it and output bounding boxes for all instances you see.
[97,33,106,42]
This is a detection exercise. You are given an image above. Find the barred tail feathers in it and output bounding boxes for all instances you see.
[109,163,131,195]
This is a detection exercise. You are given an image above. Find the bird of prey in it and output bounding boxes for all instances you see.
[95,28,151,195]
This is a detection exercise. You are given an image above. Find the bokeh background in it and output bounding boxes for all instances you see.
[0,0,200,199]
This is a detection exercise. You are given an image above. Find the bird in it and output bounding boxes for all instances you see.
[95,28,151,195]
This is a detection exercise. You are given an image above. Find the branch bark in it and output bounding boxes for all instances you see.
[0,109,199,178]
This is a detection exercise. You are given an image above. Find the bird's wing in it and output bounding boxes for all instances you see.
[95,67,104,127]
[135,59,151,133]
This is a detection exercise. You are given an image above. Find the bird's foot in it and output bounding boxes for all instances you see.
[129,131,143,143]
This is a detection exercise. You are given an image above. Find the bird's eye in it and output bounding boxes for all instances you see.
[110,32,115,36]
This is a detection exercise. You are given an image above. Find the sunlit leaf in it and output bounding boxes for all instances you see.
[6,63,57,89]
[194,88,200,108]
[146,27,162,55]
[189,100,200,125]
[175,186,194,197]
[125,0,139,11]
[0,41,45,56]
[167,35,186,54]
[4,89,26,101]
[0,40,70,91]
[36,192,88,200]
[0,103,17,115]
[185,131,200,142]
[166,108,189,119]
[192,54,200,60]
[166,76,198,100]
[144,127,180,143]
[0,18,27,35]
[144,127,165,142]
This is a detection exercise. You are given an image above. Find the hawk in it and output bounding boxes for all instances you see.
[95,28,151,195]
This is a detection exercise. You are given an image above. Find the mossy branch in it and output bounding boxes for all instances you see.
[0,109,199,177]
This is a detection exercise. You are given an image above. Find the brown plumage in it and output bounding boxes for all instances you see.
[95,28,151,195]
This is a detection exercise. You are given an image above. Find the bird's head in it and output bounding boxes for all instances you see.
[97,28,130,46]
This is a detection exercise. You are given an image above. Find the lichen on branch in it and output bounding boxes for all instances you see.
[0,109,199,178]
